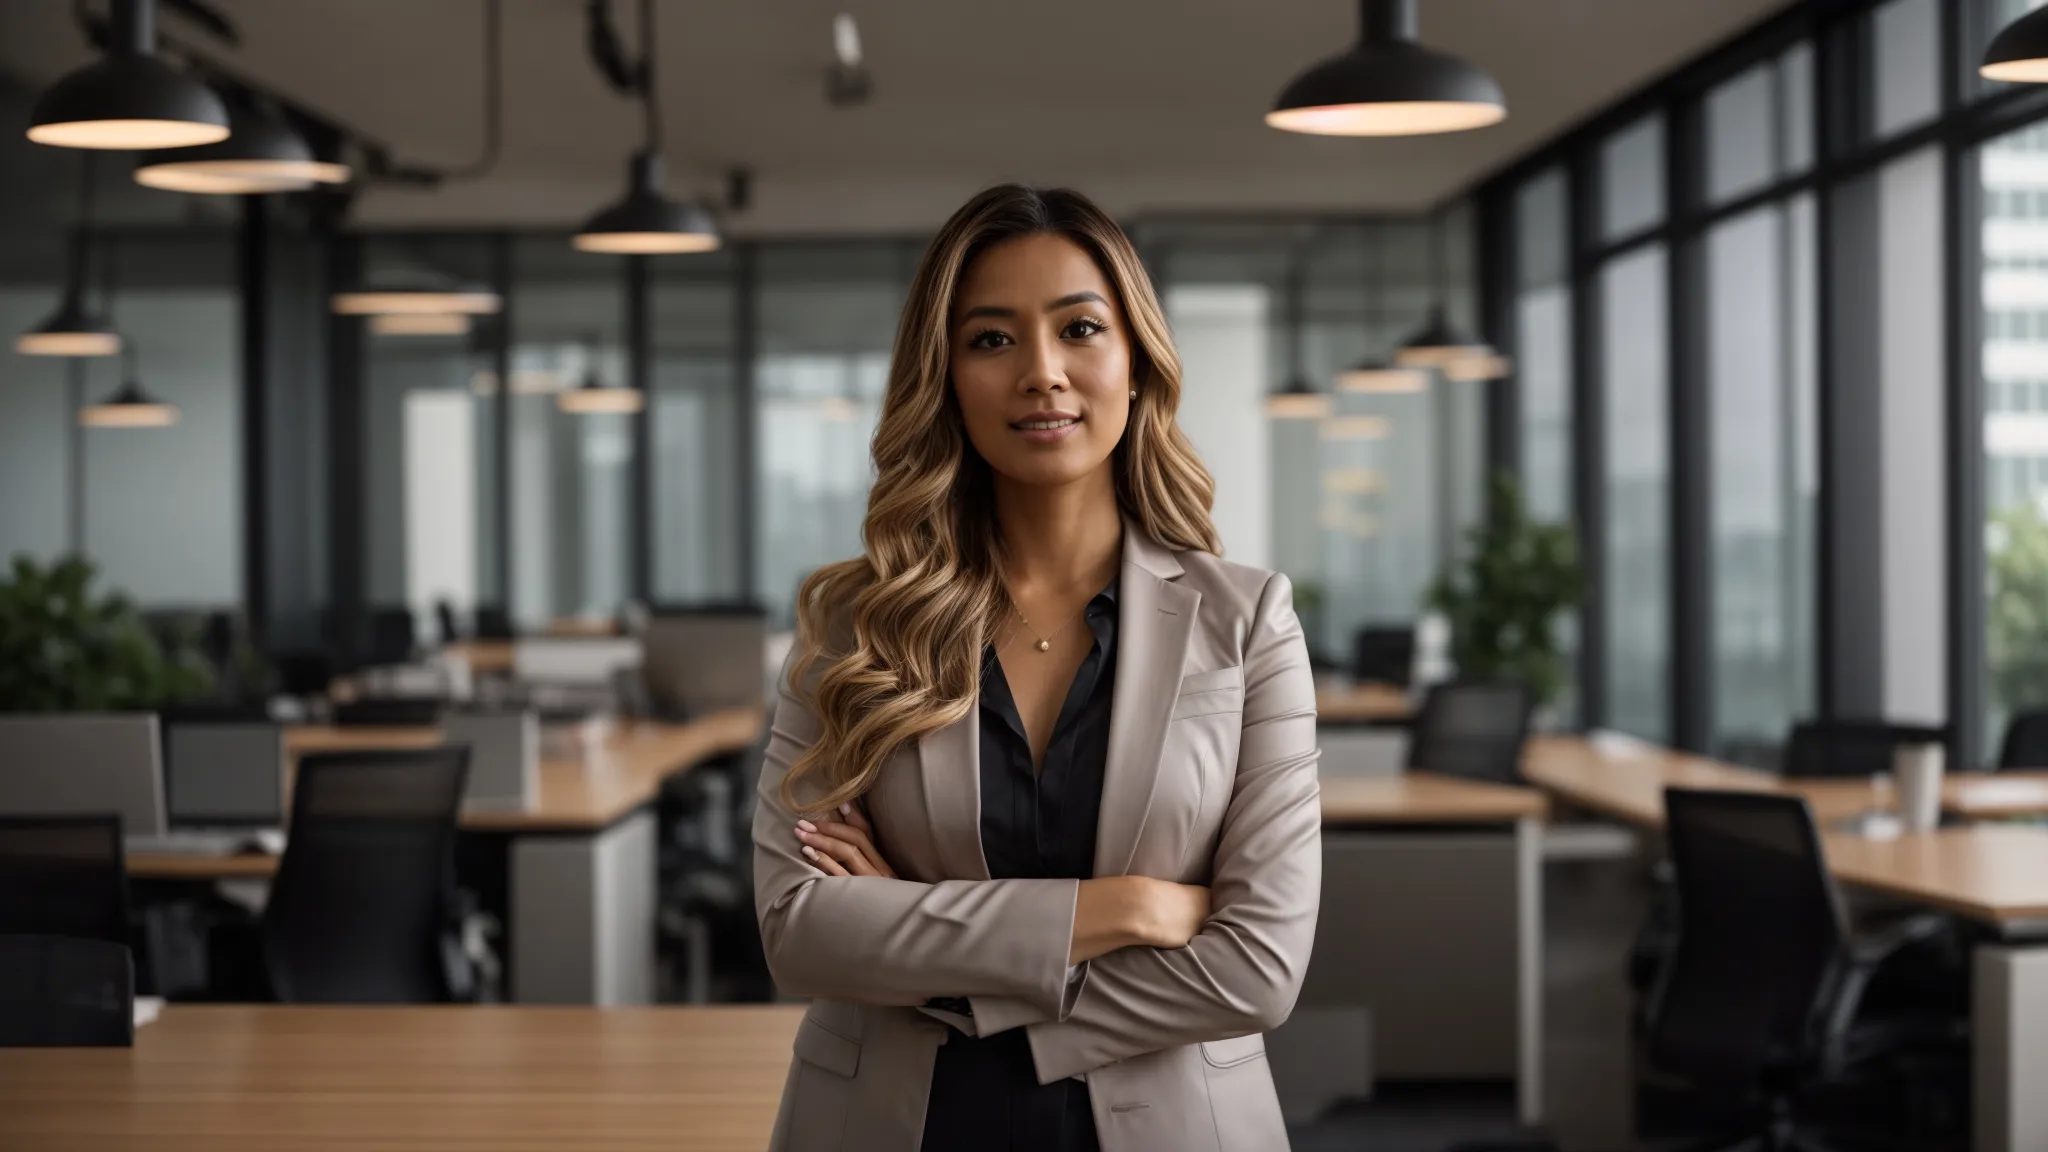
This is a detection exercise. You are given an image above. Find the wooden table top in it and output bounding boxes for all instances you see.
[1822,826,2048,924]
[128,709,764,880]
[443,639,515,675]
[0,1005,802,1152]
[1321,771,1547,825]
[1315,681,1415,724]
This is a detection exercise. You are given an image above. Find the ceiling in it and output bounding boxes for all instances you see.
[0,0,1796,236]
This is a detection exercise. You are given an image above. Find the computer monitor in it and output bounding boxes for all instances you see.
[642,604,769,720]
[162,717,284,829]
[512,636,642,687]
[0,715,166,837]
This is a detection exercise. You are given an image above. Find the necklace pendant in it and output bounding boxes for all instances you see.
[1037,639,1050,652]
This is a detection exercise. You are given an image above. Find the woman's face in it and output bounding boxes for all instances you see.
[950,232,1133,491]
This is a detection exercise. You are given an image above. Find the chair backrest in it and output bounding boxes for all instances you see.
[1780,719,1947,779]
[1406,681,1533,783]
[474,604,515,641]
[261,748,469,1003]
[0,935,133,1047]
[642,603,769,719]
[1997,708,2048,770]
[332,697,445,727]
[435,600,462,647]
[272,649,337,697]
[364,606,418,666]
[0,714,167,836]
[1350,625,1417,688]
[1651,788,1847,1089]
[0,815,130,946]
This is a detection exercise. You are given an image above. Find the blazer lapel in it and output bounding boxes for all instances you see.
[1094,526,1199,878]
[918,706,990,881]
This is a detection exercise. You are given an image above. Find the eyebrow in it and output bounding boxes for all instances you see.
[956,291,1109,325]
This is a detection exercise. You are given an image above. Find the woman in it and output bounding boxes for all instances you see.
[753,184,1321,1152]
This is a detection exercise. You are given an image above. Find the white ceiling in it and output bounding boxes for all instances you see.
[0,0,1795,235]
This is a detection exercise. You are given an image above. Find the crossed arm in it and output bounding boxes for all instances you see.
[751,572,1322,1083]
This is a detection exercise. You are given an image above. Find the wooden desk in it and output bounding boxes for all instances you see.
[443,639,514,675]
[1321,771,1547,824]
[1315,681,1414,724]
[0,1005,801,1151]
[131,710,764,1005]
[1823,826,2048,925]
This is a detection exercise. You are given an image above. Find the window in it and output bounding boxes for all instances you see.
[1599,246,1671,740]
[652,257,745,603]
[1870,0,1940,139]
[1514,169,1578,723]
[1705,44,1814,206]
[1600,115,1665,241]
[1705,198,1818,761]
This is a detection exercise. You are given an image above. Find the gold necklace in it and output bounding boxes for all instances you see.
[1009,597,1088,654]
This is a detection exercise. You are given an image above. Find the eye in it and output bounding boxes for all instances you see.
[1062,316,1108,340]
[967,328,1012,350]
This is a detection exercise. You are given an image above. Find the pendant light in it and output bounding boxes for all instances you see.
[574,0,721,254]
[1395,212,1491,369]
[1443,351,1512,382]
[1983,6,2048,82]
[81,347,177,427]
[134,93,351,194]
[1336,227,1429,393]
[331,267,502,316]
[370,313,473,337]
[1268,0,1505,137]
[18,155,121,357]
[557,335,644,414]
[1267,238,1332,420]
[28,0,230,150]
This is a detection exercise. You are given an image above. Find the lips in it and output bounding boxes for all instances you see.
[1010,410,1082,443]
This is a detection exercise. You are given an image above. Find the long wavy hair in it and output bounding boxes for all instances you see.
[781,184,1220,813]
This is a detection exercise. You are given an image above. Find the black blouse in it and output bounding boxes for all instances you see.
[919,581,1119,1152]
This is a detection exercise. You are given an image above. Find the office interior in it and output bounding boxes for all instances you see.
[5,0,2048,1149]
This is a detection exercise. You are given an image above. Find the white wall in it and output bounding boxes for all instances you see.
[403,391,477,619]
[1879,146,1947,724]
[1165,285,1270,568]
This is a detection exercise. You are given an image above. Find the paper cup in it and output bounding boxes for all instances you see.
[1893,743,1945,833]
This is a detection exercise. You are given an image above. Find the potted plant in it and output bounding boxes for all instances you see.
[1425,471,1583,713]
[0,554,212,712]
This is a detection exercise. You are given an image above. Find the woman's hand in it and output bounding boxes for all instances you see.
[1070,876,1211,963]
[794,802,897,879]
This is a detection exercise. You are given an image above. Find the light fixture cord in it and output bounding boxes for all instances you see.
[441,0,502,180]
[70,153,95,297]
[639,0,662,156]
[1286,231,1308,382]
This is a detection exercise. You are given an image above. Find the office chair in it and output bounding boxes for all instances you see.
[332,697,445,727]
[0,815,131,947]
[474,604,515,641]
[1350,624,1416,688]
[259,748,472,1003]
[272,649,337,698]
[1406,680,1533,784]
[658,728,774,1003]
[0,935,134,1047]
[363,606,418,667]
[1779,720,1947,779]
[1647,788,1965,1151]
[1995,708,2048,769]
[435,599,462,647]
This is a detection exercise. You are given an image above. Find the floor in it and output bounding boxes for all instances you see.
[1287,852,1651,1152]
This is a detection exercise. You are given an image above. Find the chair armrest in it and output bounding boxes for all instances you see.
[1816,911,1957,1078]
[1847,911,1950,967]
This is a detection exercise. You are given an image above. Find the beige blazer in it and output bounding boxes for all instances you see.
[753,524,1322,1152]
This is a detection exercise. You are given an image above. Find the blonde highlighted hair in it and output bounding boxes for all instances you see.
[781,185,1219,813]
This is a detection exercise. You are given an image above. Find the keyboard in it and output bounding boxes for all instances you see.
[127,828,286,856]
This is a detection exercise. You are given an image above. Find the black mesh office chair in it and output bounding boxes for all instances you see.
[1406,680,1533,784]
[0,815,131,946]
[1649,788,1965,1151]
[474,604,515,641]
[1350,624,1416,688]
[363,606,418,667]
[1780,720,1947,779]
[1995,708,2048,769]
[259,748,471,1003]
[0,935,134,1047]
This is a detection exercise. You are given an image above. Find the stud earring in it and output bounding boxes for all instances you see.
[1129,390,1137,400]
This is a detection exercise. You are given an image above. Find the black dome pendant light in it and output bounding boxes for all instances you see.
[28,0,230,150]
[1337,226,1429,394]
[1982,6,2048,83]
[557,333,644,414]
[1268,237,1333,420]
[18,155,121,358]
[574,0,721,254]
[135,92,351,194]
[1268,0,1505,137]
[1395,210,1491,369]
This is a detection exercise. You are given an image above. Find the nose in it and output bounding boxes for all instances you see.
[1016,334,1068,395]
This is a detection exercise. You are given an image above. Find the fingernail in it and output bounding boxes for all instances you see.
[840,803,852,816]
[802,846,818,861]
[797,819,817,833]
